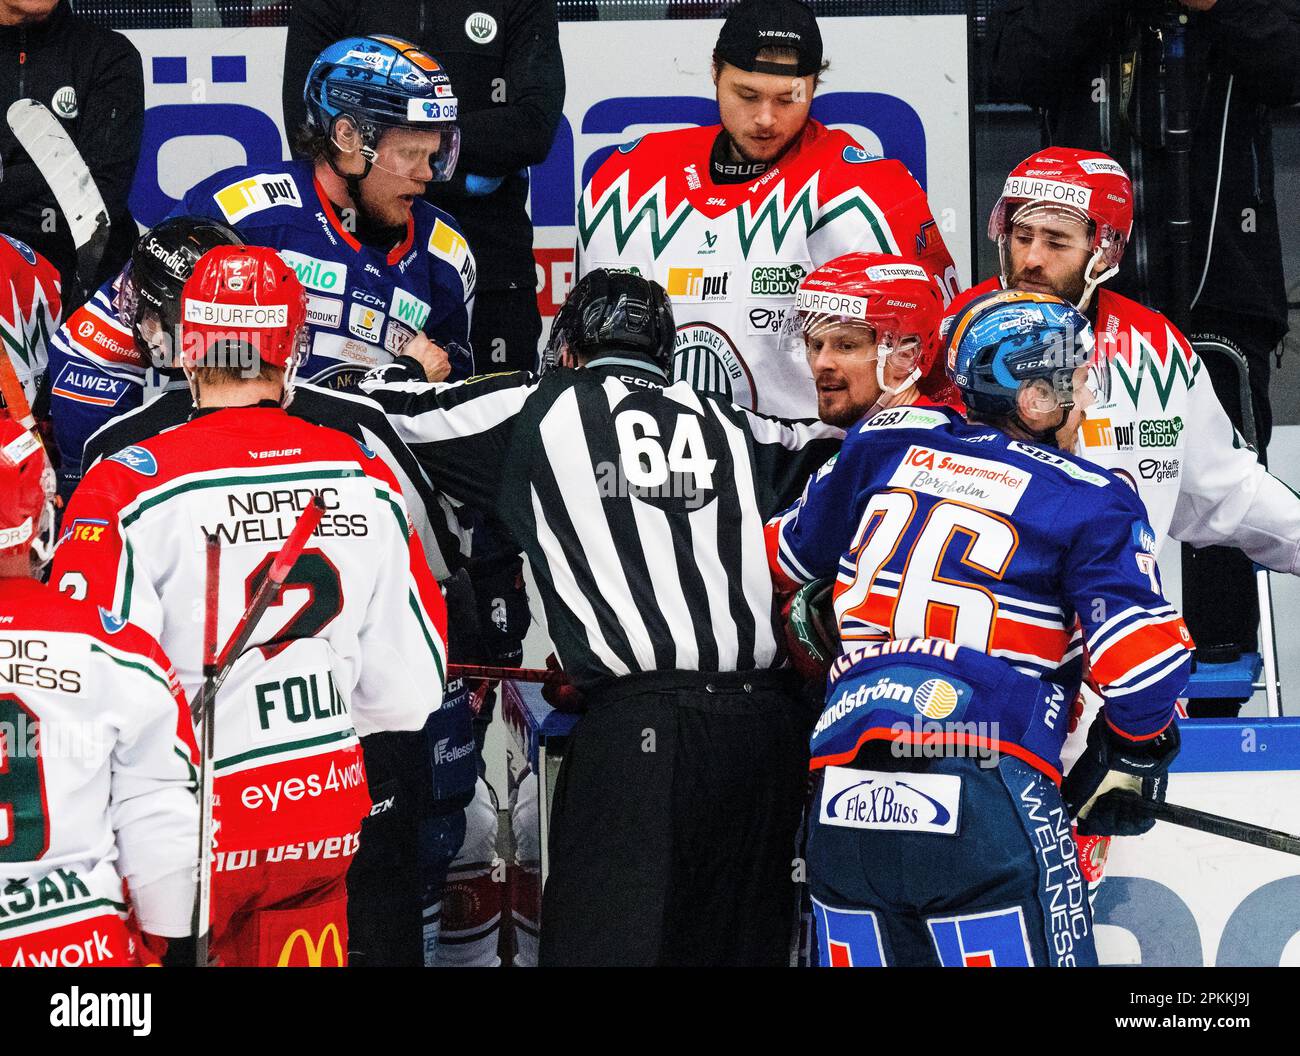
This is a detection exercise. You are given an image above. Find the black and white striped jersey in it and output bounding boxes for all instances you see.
[363,357,843,687]
[79,381,469,580]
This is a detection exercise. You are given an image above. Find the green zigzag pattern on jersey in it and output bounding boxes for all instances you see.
[0,305,53,373]
[577,186,696,259]
[1111,329,1201,411]
[739,188,891,257]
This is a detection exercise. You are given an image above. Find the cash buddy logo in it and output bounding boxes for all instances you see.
[1139,416,1183,448]
[750,263,806,297]
[277,924,344,967]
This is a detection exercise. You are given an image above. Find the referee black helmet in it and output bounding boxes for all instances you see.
[544,269,675,375]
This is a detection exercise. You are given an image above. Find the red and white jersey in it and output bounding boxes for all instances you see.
[0,578,198,944]
[578,121,957,418]
[0,234,62,406]
[943,280,1300,574]
[52,407,449,850]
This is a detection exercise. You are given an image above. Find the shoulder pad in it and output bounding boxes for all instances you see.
[1006,441,1111,487]
[858,406,949,432]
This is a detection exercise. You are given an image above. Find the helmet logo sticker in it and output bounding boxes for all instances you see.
[51,86,77,119]
[466,13,498,44]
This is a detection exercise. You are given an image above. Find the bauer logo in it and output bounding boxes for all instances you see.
[108,446,158,476]
[213,174,302,223]
[819,766,960,834]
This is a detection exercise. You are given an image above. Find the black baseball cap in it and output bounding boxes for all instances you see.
[714,0,823,77]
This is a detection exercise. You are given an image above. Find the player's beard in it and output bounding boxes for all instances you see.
[1009,263,1088,308]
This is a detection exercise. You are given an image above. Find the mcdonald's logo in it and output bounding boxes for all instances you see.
[277,924,344,967]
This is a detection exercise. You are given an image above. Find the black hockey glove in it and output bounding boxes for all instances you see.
[1061,710,1180,837]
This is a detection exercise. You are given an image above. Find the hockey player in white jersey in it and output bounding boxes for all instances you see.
[576,0,958,419]
[52,245,449,966]
[0,413,199,968]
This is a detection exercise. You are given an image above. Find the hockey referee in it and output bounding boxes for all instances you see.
[361,270,842,966]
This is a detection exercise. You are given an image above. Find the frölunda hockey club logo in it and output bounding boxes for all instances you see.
[672,323,756,409]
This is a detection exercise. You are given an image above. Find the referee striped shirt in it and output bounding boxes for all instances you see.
[363,357,842,687]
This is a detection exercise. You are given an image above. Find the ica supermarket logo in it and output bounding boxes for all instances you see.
[277,924,344,967]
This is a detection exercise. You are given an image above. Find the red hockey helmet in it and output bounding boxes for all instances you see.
[0,414,56,571]
[989,148,1133,308]
[179,244,308,375]
[779,252,945,395]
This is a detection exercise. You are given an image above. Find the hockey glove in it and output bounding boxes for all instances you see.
[782,577,839,684]
[1061,710,1180,836]
[542,652,585,713]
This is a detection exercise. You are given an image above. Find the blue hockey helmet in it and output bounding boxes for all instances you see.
[303,36,461,182]
[943,289,1097,420]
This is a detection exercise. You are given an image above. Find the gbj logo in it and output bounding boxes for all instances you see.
[277,924,344,967]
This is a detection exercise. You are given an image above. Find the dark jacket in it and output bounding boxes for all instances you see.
[988,0,1300,341]
[283,0,566,291]
[0,0,143,303]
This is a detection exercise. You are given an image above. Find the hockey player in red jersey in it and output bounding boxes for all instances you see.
[776,253,952,429]
[576,0,957,419]
[940,149,1300,586]
[0,413,199,968]
[52,245,449,967]
[0,234,62,423]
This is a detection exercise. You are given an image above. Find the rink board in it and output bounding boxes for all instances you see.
[1096,719,1300,967]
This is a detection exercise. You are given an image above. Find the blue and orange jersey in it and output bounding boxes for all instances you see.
[766,404,1190,761]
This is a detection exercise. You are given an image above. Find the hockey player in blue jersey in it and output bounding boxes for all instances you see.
[46,35,475,498]
[766,288,1192,967]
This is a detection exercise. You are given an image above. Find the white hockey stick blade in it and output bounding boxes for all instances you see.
[7,100,110,275]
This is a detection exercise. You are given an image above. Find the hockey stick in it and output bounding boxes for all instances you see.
[449,662,548,684]
[193,532,221,967]
[188,496,325,723]
[6,99,111,304]
[1116,791,1300,857]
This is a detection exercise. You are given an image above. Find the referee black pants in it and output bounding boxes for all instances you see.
[538,669,809,967]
